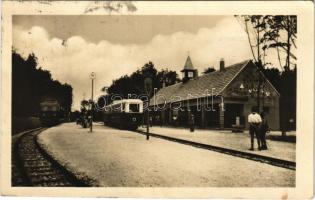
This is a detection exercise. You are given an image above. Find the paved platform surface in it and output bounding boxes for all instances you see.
[38,123,295,187]
[138,126,296,162]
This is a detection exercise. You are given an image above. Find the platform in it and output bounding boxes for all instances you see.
[138,126,296,162]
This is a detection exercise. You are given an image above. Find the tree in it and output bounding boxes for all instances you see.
[70,110,80,121]
[262,68,281,91]
[236,15,297,71]
[202,67,216,75]
[235,15,267,64]
[106,61,180,99]
[279,67,297,133]
[80,100,89,113]
[262,15,297,71]
[12,51,37,116]
[157,69,180,87]
[262,16,297,134]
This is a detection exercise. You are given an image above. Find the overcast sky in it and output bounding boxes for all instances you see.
[13,15,254,110]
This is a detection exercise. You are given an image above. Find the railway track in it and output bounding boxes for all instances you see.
[135,130,296,170]
[12,128,90,187]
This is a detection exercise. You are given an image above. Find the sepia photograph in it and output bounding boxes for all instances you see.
[1,1,314,199]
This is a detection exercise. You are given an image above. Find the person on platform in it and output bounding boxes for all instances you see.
[149,116,153,127]
[189,114,195,132]
[259,112,269,150]
[248,107,262,151]
[155,115,160,126]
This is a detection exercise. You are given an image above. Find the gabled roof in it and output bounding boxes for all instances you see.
[150,59,252,105]
[181,55,195,71]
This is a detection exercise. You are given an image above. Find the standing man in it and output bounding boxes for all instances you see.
[156,115,161,127]
[149,115,153,127]
[248,107,262,151]
[259,112,269,150]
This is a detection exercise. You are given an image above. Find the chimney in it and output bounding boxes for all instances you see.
[220,58,225,71]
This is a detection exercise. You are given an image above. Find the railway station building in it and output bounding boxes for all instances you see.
[149,56,280,130]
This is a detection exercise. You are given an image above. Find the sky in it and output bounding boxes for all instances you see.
[13,15,255,110]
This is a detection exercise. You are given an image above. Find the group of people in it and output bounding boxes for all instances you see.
[248,107,269,151]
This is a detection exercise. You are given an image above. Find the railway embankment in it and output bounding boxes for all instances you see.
[12,127,95,186]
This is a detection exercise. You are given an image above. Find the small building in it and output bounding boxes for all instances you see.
[149,56,280,130]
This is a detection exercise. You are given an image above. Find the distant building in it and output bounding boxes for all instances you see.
[150,56,280,130]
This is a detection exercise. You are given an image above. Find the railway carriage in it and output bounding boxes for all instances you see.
[103,99,143,130]
[39,98,62,126]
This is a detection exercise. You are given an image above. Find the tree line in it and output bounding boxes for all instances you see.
[12,50,73,118]
[98,61,180,101]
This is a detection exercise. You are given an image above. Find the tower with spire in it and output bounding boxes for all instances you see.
[181,54,198,83]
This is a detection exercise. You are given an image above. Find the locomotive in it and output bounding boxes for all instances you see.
[39,98,62,126]
[103,99,143,130]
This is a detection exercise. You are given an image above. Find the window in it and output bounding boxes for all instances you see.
[52,106,57,111]
[188,71,194,78]
[129,104,139,113]
[42,106,48,111]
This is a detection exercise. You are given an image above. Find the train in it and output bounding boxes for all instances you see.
[39,98,62,126]
[103,99,143,130]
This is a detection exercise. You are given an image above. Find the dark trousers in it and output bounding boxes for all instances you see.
[260,130,267,148]
[190,124,195,132]
[249,124,261,149]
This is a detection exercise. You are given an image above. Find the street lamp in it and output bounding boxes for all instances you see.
[89,72,96,132]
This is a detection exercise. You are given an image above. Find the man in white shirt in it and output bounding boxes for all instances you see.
[248,107,262,151]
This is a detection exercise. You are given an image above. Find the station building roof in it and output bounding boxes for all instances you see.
[150,59,255,106]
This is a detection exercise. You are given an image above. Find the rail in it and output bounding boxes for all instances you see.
[12,128,94,186]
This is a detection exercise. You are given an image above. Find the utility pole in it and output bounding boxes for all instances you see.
[144,73,152,140]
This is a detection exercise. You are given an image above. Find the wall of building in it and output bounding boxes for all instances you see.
[222,62,280,130]
[150,62,281,130]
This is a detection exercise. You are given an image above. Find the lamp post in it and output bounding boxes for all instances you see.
[89,72,96,132]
